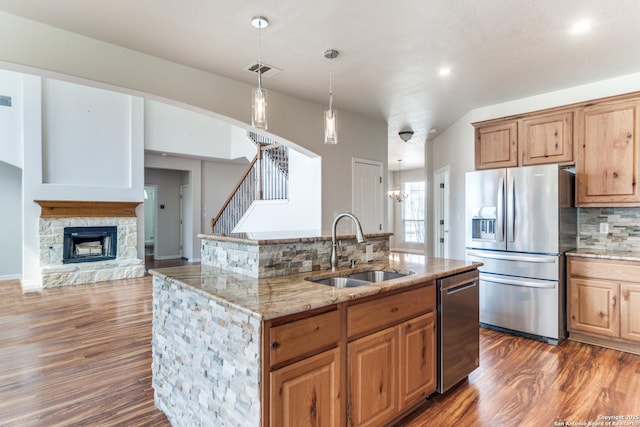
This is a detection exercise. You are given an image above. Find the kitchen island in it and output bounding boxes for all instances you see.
[150,254,481,427]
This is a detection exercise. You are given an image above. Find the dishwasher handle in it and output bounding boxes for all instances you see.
[444,281,477,295]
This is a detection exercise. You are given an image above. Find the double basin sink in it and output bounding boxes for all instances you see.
[309,270,411,288]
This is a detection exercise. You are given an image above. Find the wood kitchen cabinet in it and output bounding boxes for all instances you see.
[567,257,640,354]
[575,98,640,206]
[346,284,436,427]
[620,283,640,342]
[270,348,341,427]
[398,311,436,411]
[474,120,518,169]
[474,110,573,170]
[264,281,438,427]
[266,307,343,427]
[520,111,573,166]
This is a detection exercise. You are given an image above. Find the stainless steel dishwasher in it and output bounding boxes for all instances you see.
[437,269,480,393]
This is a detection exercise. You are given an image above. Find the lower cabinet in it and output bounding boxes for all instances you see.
[567,257,640,352]
[398,312,436,411]
[347,285,436,427]
[270,348,341,427]
[264,281,438,427]
[348,327,398,427]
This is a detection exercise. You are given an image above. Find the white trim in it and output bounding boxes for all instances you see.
[154,254,183,261]
[433,165,450,258]
[0,274,21,281]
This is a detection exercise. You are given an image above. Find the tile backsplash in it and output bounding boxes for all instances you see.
[578,207,640,251]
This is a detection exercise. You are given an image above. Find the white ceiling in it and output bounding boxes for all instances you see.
[1,1,640,171]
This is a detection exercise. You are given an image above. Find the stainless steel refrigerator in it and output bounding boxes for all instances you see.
[465,164,576,344]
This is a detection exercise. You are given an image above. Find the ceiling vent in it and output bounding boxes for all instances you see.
[246,62,282,78]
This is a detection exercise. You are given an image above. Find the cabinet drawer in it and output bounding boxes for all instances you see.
[569,258,640,283]
[348,284,435,338]
[269,309,341,367]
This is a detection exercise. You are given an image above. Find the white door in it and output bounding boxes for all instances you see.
[352,158,384,233]
[180,185,192,260]
[434,166,450,257]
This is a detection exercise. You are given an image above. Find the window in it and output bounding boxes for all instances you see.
[402,181,425,243]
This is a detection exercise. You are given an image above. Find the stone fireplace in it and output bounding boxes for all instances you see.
[36,201,145,288]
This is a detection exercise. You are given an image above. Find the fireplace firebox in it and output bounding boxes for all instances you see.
[63,226,117,264]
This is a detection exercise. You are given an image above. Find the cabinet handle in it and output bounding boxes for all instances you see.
[271,341,280,350]
[613,171,619,178]
[612,296,617,307]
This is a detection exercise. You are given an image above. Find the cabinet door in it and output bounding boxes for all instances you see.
[270,348,341,427]
[474,121,518,170]
[398,311,436,411]
[348,328,398,427]
[568,277,620,337]
[620,283,640,343]
[521,111,573,166]
[576,100,640,206]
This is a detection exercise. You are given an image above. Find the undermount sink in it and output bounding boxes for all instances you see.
[311,277,371,288]
[309,270,411,288]
[345,270,409,282]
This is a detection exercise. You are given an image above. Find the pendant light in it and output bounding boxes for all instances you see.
[324,49,339,144]
[251,16,269,130]
[388,160,409,202]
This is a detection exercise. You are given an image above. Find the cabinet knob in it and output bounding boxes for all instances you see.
[613,171,619,178]
[271,341,280,350]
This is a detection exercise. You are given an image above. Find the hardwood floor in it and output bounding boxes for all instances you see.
[1,276,639,426]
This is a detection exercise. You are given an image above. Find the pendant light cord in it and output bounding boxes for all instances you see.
[328,58,333,110]
[257,23,263,91]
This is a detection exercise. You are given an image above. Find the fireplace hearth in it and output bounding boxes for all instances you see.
[63,226,117,264]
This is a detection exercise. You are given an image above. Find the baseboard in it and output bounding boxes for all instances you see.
[569,331,640,355]
[390,248,425,255]
[0,273,21,281]
[154,255,183,261]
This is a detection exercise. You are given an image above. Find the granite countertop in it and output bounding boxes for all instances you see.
[150,255,482,321]
[567,248,640,262]
[197,232,394,245]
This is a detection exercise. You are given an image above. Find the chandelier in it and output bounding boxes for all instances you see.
[388,159,409,202]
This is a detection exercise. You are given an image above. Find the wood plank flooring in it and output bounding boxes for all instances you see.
[1,276,639,426]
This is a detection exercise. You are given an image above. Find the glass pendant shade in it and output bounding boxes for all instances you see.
[252,86,268,130]
[324,108,338,144]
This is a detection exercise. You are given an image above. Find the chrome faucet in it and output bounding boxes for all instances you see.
[331,212,366,271]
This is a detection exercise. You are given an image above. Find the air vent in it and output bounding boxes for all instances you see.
[245,62,282,78]
[0,95,12,107]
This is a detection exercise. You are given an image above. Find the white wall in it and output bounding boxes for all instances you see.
[0,11,388,234]
[427,113,475,260]
[201,159,251,233]
[0,70,22,168]
[0,161,22,278]
[145,99,242,160]
[20,75,144,291]
[41,78,133,187]
[428,71,640,262]
[233,149,322,235]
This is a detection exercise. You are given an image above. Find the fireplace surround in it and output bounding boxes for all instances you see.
[36,200,145,288]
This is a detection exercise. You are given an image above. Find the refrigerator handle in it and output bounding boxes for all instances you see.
[507,174,515,242]
[496,176,505,242]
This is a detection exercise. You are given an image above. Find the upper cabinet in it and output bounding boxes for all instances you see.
[521,111,573,166]
[473,110,573,170]
[575,98,640,206]
[474,120,518,169]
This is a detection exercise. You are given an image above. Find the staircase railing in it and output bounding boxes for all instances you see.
[211,132,289,234]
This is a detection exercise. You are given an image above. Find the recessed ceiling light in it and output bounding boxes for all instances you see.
[439,67,451,76]
[571,19,591,34]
